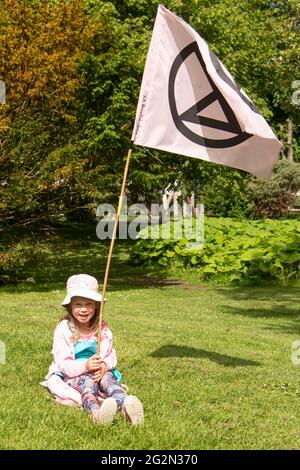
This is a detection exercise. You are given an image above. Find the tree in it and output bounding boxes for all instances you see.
[248,160,300,218]
[1,0,299,227]
[78,0,176,207]
[104,0,300,210]
[0,0,100,225]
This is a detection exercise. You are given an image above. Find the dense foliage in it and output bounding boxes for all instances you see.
[0,0,299,227]
[249,160,300,218]
[131,217,300,285]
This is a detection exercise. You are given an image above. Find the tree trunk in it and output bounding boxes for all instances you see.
[287,119,293,162]
[279,124,286,158]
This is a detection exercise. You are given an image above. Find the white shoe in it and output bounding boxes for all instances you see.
[122,395,144,425]
[93,397,117,424]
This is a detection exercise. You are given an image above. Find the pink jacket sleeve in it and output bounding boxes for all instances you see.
[52,324,88,378]
[100,323,117,371]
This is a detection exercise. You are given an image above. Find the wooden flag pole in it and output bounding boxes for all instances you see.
[97,145,133,355]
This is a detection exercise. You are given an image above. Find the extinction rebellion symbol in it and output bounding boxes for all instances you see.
[168,42,254,149]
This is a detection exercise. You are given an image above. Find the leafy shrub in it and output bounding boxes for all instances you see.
[0,240,44,284]
[248,160,300,218]
[130,217,300,285]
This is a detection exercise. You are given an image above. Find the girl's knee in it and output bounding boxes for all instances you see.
[78,374,98,395]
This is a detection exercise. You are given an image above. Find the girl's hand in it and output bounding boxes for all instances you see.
[93,362,107,383]
[86,354,102,372]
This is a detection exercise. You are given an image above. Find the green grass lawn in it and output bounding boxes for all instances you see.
[1,224,300,449]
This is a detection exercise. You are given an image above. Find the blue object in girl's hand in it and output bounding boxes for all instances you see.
[111,368,122,383]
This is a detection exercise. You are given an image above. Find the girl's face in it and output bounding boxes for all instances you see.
[70,296,96,326]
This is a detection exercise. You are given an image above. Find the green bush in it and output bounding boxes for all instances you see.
[248,161,300,218]
[130,217,300,285]
[0,239,44,284]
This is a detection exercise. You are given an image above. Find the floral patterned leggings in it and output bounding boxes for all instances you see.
[64,371,126,415]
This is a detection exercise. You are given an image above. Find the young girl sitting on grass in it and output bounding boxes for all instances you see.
[43,274,144,425]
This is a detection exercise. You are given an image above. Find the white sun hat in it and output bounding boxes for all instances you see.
[61,274,105,306]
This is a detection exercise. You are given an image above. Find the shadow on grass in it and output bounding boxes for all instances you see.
[217,286,300,304]
[0,223,185,293]
[262,322,300,336]
[222,307,300,336]
[150,344,261,367]
[220,304,300,320]
[218,287,300,335]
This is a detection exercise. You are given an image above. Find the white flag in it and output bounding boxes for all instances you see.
[132,4,282,178]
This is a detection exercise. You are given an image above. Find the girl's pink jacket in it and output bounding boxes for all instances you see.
[40,319,117,406]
